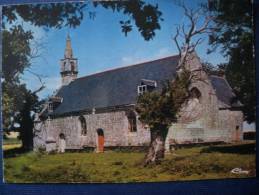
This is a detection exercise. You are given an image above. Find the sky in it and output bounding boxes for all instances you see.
[9,0,227,99]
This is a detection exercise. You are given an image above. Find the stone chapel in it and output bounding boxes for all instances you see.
[33,35,243,152]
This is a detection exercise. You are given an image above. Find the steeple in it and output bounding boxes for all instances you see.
[60,34,78,86]
[65,34,73,58]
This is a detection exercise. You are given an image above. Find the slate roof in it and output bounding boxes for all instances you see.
[209,75,242,108]
[52,55,241,116]
[53,55,179,115]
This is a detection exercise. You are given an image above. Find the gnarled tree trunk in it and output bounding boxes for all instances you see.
[144,125,168,166]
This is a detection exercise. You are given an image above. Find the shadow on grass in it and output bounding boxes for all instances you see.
[200,143,256,155]
[4,147,30,158]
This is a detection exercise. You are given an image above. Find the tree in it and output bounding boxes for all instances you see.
[2,24,46,150]
[136,3,212,165]
[207,0,255,123]
[136,72,190,165]
[2,26,34,133]
[18,88,42,150]
[173,3,212,69]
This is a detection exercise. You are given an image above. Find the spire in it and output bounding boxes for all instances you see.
[60,34,78,86]
[65,33,73,58]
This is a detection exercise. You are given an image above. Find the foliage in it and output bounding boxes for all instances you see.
[3,3,86,29]
[2,25,33,83]
[3,82,41,149]
[2,24,35,135]
[3,1,163,41]
[2,92,14,131]
[2,83,27,131]
[4,142,256,183]
[202,61,226,76]
[136,71,190,129]
[2,26,42,149]
[208,0,255,122]
[94,0,163,40]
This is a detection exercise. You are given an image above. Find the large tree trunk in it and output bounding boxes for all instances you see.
[144,125,168,166]
[20,95,34,151]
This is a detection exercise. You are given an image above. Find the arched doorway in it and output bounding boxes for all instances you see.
[58,133,66,153]
[96,129,104,153]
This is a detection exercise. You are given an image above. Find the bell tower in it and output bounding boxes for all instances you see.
[60,34,78,86]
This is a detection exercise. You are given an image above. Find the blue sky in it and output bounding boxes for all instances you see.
[14,0,226,99]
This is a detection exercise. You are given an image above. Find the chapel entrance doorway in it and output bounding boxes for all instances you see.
[97,129,104,153]
[58,133,66,153]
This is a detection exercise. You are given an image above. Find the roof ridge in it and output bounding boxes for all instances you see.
[75,54,179,81]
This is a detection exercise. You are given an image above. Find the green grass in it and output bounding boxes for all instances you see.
[3,142,256,183]
[3,138,22,151]
[3,138,21,145]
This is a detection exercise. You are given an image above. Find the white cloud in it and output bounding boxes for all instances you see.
[38,77,61,98]
[155,47,172,58]
[21,74,61,99]
[120,47,173,66]
[121,56,145,65]
[6,15,46,41]
[44,77,61,91]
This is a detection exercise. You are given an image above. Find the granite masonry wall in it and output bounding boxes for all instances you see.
[34,110,151,152]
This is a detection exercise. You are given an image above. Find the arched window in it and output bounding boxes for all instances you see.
[126,111,137,132]
[79,116,87,135]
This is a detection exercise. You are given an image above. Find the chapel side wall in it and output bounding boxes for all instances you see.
[45,110,150,150]
[166,109,243,148]
[218,109,243,142]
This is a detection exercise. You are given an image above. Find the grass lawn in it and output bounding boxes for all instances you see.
[3,138,22,151]
[3,142,256,183]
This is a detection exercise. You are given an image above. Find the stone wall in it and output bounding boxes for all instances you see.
[33,110,151,151]
[218,109,243,142]
[164,57,244,151]
[165,110,243,151]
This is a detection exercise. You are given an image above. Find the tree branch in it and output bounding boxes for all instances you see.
[25,69,45,94]
[172,3,213,69]
[173,26,182,57]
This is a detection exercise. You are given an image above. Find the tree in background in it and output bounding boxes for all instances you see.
[207,0,255,123]
[2,1,163,150]
[2,25,45,149]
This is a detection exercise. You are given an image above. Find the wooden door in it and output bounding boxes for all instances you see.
[97,129,104,152]
[98,134,104,152]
